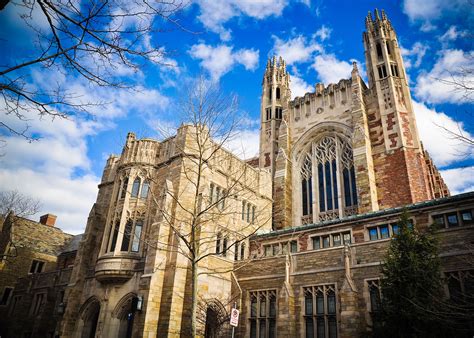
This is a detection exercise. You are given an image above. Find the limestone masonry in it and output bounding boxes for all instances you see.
[1,9,471,338]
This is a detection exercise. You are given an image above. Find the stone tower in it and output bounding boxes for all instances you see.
[363,9,433,207]
[259,56,291,177]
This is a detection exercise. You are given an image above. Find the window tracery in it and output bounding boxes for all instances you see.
[299,134,358,224]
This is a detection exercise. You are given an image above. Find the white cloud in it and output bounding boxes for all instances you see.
[439,167,474,195]
[400,42,428,69]
[403,0,469,22]
[236,49,260,70]
[272,35,322,65]
[312,54,353,84]
[439,26,468,44]
[290,74,313,98]
[403,0,472,32]
[413,101,474,167]
[0,71,170,234]
[189,43,259,80]
[415,49,474,104]
[195,0,289,41]
[225,128,260,159]
[0,111,100,234]
[313,25,332,41]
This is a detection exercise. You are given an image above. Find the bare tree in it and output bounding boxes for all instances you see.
[128,78,273,336]
[0,190,41,262]
[0,190,41,217]
[0,0,187,140]
[435,55,474,154]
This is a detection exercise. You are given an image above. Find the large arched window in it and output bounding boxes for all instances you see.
[299,135,358,224]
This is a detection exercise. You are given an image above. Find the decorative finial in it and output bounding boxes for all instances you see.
[352,61,358,71]
[381,9,387,20]
[375,8,380,21]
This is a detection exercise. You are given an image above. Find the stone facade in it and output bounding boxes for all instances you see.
[234,192,474,337]
[264,10,448,230]
[6,8,465,338]
[0,213,75,337]
[59,125,272,338]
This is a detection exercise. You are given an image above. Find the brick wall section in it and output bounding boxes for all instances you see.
[372,148,433,209]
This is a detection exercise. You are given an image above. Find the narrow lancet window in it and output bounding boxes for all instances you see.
[131,177,141,197]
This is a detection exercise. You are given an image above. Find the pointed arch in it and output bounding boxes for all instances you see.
[204,299,230,338]
[113,293,138,338]
[112,292,137,319]
[292,123,358,225]
[78,296,101,338]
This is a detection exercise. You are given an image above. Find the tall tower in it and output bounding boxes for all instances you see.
[259,56,291,177]
[363,9,433,207]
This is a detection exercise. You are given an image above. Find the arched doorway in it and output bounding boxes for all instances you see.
[203,300,230,338]
[113,293,137,338]
[80,298,100,338]
[204,306,219,338]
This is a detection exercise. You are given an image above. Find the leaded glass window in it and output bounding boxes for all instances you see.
[249,290,276,338]
[304,285,338,338]
[131,177,141,197]
[299,135,358,224]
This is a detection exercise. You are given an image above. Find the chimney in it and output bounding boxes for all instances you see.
[39,214,57,227]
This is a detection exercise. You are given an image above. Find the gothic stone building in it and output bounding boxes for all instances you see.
[57,9,473,338]
[0,213,76,337]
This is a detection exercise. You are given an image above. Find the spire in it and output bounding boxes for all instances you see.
[381,9,387,21]
[351,61,358,75]
[374,8,380,21]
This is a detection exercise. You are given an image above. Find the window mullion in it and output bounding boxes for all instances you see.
[311,146,319,223]
[335,137,343,218]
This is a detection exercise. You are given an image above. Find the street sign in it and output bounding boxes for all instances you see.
[230,308,239,327]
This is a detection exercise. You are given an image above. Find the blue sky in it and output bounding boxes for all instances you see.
[1,0,473,234]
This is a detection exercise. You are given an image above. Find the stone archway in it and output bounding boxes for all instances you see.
[203,299,230,338]
[79,297,101,338]
[112,293,137,338]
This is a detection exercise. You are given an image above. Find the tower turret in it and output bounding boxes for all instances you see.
[259,56,291,176]
[363,9,433,207]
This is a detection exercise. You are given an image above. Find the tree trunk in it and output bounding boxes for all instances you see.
[191,260,198,337]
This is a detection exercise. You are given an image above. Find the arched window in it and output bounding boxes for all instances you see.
[301,154,313,219]
[140,180,150,198]
[131,177,141,197]
[376,42,383,60]
[120,178,128,199]
[299,135,358,224]
[276,87,281,99]
[121,219,133,251]
[216,232,221,254]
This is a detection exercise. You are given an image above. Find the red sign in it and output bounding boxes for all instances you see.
[230,308,239,327]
